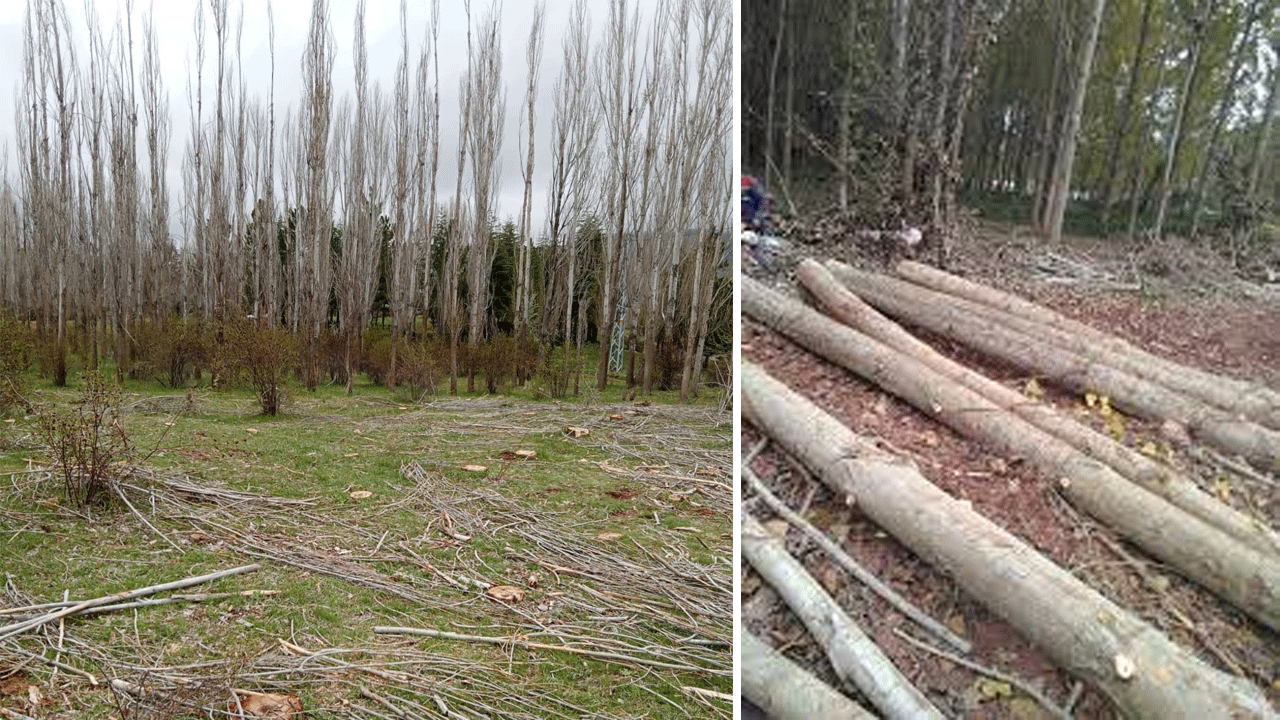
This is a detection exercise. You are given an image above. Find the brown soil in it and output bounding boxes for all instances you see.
[741,217,1280,719]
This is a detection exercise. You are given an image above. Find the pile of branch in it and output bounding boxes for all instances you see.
[740,360,1276,718]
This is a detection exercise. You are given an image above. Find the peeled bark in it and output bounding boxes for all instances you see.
[834,266,1280,471]
[742,360,1277,719]
[742,512,944,720]
[895,260,1280,432]
[744,276,1280,631]
[796,260,1280,557]
[742,630,874,720]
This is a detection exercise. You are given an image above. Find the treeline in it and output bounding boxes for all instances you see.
[743,0,1279,258]
[2,0,732,401]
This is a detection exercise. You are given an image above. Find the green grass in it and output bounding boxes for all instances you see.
[0,349,731,719]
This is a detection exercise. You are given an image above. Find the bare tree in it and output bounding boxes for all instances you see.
[465,5,505,393]
[297,0,335,390]
[388,0,416,388]
[141,7,174,326]
[515,2,546,386]
[595,0,644,392]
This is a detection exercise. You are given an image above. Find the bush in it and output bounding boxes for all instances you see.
[34,371,132,508]
[135,319,209,388]
[0,311,33,413]
[220,320,299,415]
[395,338,447,399]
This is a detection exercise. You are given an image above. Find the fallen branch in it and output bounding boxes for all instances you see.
[0,565,261,642]
[891,627,1072,719]
[742,512,945,720]
[372,626,727,676]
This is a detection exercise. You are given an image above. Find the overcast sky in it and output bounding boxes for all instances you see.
[0,0,666,238]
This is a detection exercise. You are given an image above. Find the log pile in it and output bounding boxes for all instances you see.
[741,260,1280,718]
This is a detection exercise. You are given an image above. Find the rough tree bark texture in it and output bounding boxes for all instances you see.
[744,276,1280,630]
[743,359,1276,719]
[796,260,1280,557]
[831,266,1280,471]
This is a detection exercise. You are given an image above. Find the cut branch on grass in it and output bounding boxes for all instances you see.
[742,358,1275,718]
[0,564,261,642]
[742,512,945,720]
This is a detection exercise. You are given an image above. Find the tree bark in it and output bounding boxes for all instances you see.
[1043,0,1107,243]
[1099,0,1157,231]
[797,260,1280,557]
[742,359,1277,719]
[741,631,875,720]
[744,276,1280,630]
[832,266,1280,472]
[894,260,1280,431]
[742,511,945,720]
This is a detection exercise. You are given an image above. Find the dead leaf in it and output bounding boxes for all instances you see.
[229,690,306,719]
[189,531,216,544]
[349,490,373,500]
[461,464,487,472]
[1023,378,1043,400]
[974,677,1012,701]
[1212,478,1232,502]
[527,572,540,588]
[26,684,44,707]
[342,453,359,458]
[667,493,687,503]
[609,413,624,420]
[595,532,623,541]
[565,426,590,438]
[486,585,526,603]
[762,519,789,538]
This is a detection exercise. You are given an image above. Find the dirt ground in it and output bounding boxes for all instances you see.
[741,215,1280,719]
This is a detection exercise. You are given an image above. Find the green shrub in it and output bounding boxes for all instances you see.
[135,319,209,388]
[0,311,32,412]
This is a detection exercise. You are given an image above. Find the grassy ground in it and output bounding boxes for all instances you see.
[0,352,732,719]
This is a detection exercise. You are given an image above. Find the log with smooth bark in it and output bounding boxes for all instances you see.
[741,630,875,720]
[795,259,1280,557]
[895,260,1280,431]
[743,276,1280,630]
[742,512,945,720]
[828,264,1280,472]
[741,360,1277,719]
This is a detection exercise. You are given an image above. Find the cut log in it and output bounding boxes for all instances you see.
[742,359,1277,719]
[742,511,945,720]
[743,276,1280,630]
[741,630,875,720]
[828,263,1280,473]
[897,260,1280,431]
[795,259,1280,557]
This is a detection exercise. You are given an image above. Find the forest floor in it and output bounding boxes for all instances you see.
[0,368,732,719]
[742,213,1280,719]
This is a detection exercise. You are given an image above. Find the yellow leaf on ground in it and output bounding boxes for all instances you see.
[1023,378,1043,400]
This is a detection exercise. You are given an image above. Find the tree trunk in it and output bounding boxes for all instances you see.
[742,359,1277,719]
[747,276,1280,630]
[1099,0,1157,231]
[1153,0,1217,240]
[797,260,1280,557]
[895,260,1280,430]
[828,266,1280,472]
[1043,0,1107,243]
[742,631,875,720]
[1246,39,1280,200]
